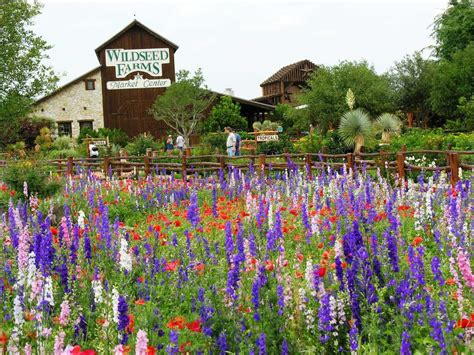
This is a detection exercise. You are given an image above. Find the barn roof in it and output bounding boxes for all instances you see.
[260,59,317,86]
[94,20,179,55]
[33,66,101,105]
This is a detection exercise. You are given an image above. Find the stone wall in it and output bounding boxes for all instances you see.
[32,68,104,138]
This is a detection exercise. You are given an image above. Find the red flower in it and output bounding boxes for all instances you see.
[318,267,327,278]
[50,226,58,236]
[264,260,274,272]
[0,332,8,346]
[132,232,141,241]
[135,299,146,305]
[456,318,473,329]
[147,345,156,355]
[167,316,186,330]
[412,236,423,246]
[289,209,298,216]
[296,253,304,262]
[186,319,202,333]
[165,260,180,272]
[174,220,182,227]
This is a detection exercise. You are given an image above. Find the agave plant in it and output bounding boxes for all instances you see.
[338,108,372,154]
[374,113,401,144]
[252,121,262,131]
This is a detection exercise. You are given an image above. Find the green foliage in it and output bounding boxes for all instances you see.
[0,0,58,146]
[150,69,215,144]
[200,132,227,153]
[390,128,474,151]
[256,134,295,155]
[51,136,73,150]
[374,113,402,144]
[2,159,62,199]
[253,120,279,132]
[298,61,395,132]
[201,96,247,133]
[455,96,474,131]
[18,116,55,149]
[430,43,474,120]
[293,132,324,153]
[338,109,373,153]
[432,0,474,60]
[124,134,160,156]
[34,127,53,150]
[388,52,436,126]
[77,127,129,146]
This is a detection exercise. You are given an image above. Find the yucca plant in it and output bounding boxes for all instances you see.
[374,113,401,144]
[338,108,372,154]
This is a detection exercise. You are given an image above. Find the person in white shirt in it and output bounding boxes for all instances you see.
[225,127,236,156]
[176,134,185,154]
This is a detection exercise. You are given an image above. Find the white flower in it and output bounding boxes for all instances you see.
[119,237,133,272]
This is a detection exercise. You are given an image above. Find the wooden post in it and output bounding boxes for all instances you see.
[67,156,74,175]
[218,155,226,171]
[379,150,387,170]
[450,152,459,186]
[346,153,354,171]
[305,154,313,179]
[103,157,110,177]
[144,155,150,176]
[396,152,405,180]
[181,154,187,180]
[259,154,266,174]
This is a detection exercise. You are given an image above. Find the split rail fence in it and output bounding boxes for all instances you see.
[1,148,472,186]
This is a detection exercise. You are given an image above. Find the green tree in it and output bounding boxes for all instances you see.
[430,43,474,120]
[456,96,474,131]
[200,95,247,133]
[388,52,436,127]
[298,61,395,132]
[432,0,474,60]
[0,0,58,145]
[150,69,215,145]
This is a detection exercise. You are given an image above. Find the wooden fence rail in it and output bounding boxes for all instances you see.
[0,149,473,186]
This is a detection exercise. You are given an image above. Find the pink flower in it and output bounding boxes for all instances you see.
[54,331,65,355]
[135,329,148,355]
[457,248,474,292]
[59,300,70,326]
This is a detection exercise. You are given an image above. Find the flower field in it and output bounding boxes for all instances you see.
[0,166,473,354]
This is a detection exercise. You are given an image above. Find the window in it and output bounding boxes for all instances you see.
[85,79,95,90]
[79,121,93,132]
[58,122,72,137]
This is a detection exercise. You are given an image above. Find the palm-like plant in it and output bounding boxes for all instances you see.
[338,108,372,154]
[374,113,401,144]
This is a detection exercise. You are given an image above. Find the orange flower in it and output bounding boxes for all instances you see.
[264,260,274,272]
[165,260,180,272]
[295,271,303,279]
[96,317,107,326]
[446,278,455,286]
[126,314,135,334]
[167,316,186,330]
[135,299,146,305]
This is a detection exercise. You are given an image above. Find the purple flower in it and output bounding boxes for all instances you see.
[318,293,333,343]
[117,295,129,332]
[281,339,288,355]
[277,284,285,316]
[217,332,227,354]
[225,222,234,265]
[400,331,411,355]
[430,256,444,287]
[251,277,260,321]
[257,332,266,355]
[187,191,200,228]
[349,325,358,352]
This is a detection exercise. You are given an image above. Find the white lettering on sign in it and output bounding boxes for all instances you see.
[105,48,170,78]
[106,74,171,90]
[256,135,279,142]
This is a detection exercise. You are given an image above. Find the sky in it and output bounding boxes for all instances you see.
[35,0,448,99]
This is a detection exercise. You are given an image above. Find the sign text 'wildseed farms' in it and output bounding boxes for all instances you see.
[105,48,170,78]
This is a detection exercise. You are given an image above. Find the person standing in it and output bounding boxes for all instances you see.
[225,127,236,156]
[176,134,185,155]
[234,131,241,156]
[166,135,174,155]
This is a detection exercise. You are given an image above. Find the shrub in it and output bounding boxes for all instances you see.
[201,133,227,153]
[98,128,129,147]
[2,160,62,199]
[52,136,74,150]
[18,117,55,149]
[256,134,295,155]
[125,134,161,156]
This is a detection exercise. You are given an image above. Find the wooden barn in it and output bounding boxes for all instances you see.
[254,59,317,106]
[32,20,274,139]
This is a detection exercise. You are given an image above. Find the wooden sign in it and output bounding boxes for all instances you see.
[256,134,279,142]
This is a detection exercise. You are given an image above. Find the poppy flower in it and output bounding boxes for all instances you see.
[446,278,455,286]
[126,314,135,334]
[135,299,146,305]
[264,260,274,272]
[186,319,202,333]
[174,220,182,227]
[0,332,8,346]
[456,317,473,329]
[167,316,186,330]
[165,260,180,272]
[412,236,423,246]
[50,226,58,236]
[318,267,326,278]
[296,253,304,262]
[146,346,156,355]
